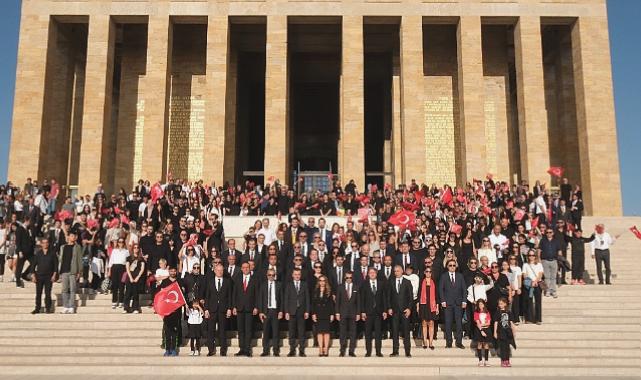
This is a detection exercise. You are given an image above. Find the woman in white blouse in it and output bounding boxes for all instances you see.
[522,249,544,324]
[477,237,497,266]
[507,255,523,323]
[107,238,130,309]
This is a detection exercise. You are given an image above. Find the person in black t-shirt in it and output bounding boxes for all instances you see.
[31,238,57,314]
[493,297,516,367]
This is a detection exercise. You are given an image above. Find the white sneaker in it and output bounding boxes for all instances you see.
[59,308,68,314]
[122,310,128,314]
[133,310,140,314]
[195,350,200,356]
[10,276,16,283]
[0,275,4,282]
[190,351,195,356]
[112,303,117,309]
[118,303,123,308]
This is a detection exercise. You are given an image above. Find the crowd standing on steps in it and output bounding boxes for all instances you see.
[0,175,620,367]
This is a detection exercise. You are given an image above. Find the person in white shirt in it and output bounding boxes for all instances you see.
[186,300,205,356]
[477,238,497,266]
[107,239,130,308]
[522,250,544,324]
[257,218,276,245]
[591,224,619,285]
[488,226,509,259]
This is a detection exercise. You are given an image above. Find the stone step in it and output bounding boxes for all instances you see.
[0,337,638,348]
[4,345,638,358]
[0,364,638,377]
[0,354,638,367]
[1,320,632,332]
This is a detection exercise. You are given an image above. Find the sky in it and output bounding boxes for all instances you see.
[0,1,639,215]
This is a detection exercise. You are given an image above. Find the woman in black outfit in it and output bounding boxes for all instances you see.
[459,229,476,267]
[416,268,439,349]
[123,244,145,313]
[486,262,511,313]
[311,275,335,357]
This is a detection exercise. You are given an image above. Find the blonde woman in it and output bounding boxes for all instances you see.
[311,275,335,357]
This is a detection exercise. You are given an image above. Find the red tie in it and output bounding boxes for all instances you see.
[243,277,248,292]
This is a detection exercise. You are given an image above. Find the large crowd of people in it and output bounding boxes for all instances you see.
[0,175,617,367]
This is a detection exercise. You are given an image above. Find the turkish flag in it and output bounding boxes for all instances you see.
[154,281,186,317]
[630,226,641,240]
[450,224,462,235]
[267,175,275,182]
[150,182,164,204]
[547,166,564,178]
[388,210,415,230]
[119,214,130,225]
[55,210,73,222]
[87,218,99,230]
[327,173,334,180]
[514,208,525,222]
[441,187,453,206]
[531,216,540,229]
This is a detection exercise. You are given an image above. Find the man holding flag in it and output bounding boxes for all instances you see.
[154,267,186,356]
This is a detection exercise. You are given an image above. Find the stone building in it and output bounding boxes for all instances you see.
[7,0,621,215]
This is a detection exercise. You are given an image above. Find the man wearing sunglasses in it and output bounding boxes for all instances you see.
[539,229,562,298]
[438,259,467,349]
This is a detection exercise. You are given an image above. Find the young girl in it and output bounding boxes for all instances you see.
[473,299,492,367]
[186,300,204,356]
[493,297,517,367]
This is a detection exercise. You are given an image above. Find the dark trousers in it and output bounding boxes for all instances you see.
[390,312,411,355]
[15,254,31,287]
[262,309,280,354]
[497,339,511,360]
[206,311,228,353]
[571,252,585,280]
[525,287,542,323]
[511,293,521,320]
[364,314,382,354]
[35,274,53,311]
[595,249,611,284]
[443,305,463,345]
[287,311,306,352]
[123,281,140,312]
[339,317,357,354]
[0,254,5,276]
[163,315,181,352]
[237,311,254,353]
[110,264,126,303]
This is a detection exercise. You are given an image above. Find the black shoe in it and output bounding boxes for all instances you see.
[339,351,345,357]
[376,352,383,357]
[235,351,244,357]
[30,309,40,314]
[46,309,54,314]
[273,352,280,357]
[220,351,227,357]
[247,351,253,357]
[349,352,356,357]
[299,351,306,357]
[287,351,296,357]
[207,352,216,357]
[260,352,269,357]
[445,343,452,348]
[456,343,465,349]
[429,346,435,350]
[365,352,371,357]
[405,353,412,358]
[389,352,398,357]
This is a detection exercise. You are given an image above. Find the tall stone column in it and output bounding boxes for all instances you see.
[264,16,289,184]
[392,72,404,186]
[340,16,365,189]
[514,16,550,185]
[571,17,622,216]
[142,14,172,182]
[203,16,229,186]
[77,15,115,195]
[457,16,486,181]
[400,16,425,185]
[7,15,51,184]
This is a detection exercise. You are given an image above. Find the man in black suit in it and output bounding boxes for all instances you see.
[222,238,242,266]
[232,262,258,357]
[360,268,388,357]
[438,259,467,349]
[388,265,413,357]
[260,252,283,282]
[353,255,370,288]
[394,241,418,273]
[241,237,262,269]
[283,267,310,357]
[258,268,283,356]
[328,255,347,292]
[336,271,359,357]
[204,264,233,356]
[14,219,35,288]
[224,254,241,284]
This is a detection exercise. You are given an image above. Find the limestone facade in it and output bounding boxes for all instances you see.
[7,0,622,215]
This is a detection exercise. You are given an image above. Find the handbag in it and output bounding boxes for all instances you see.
[101,278,112,293]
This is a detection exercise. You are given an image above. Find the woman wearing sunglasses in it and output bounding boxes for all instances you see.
[486,261,511,313]
[417,267,439,350]
[522,250,544,324]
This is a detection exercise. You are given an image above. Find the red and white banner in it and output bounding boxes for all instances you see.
[153,281,186,317]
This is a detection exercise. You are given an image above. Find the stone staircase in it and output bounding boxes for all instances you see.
[0,216,639,378]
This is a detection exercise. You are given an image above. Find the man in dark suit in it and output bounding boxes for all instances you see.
[258,268,283,356]
[204,264,233,356]
[283,267,310,357]
[222,238,242,266]
[224,254,241,284]
[14,219,35,288]
[241,238,263,269]
[394,241,418,273]
[328,255,347,292]
[317,218,333,248]
[353,255,370,288]
[360,268,388,357]
[232,262,258,357]
[438,259,467,349]
[284,217,302,246]
[336,271,359,357]
[260,252,283,282]
[388,265,413,357]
